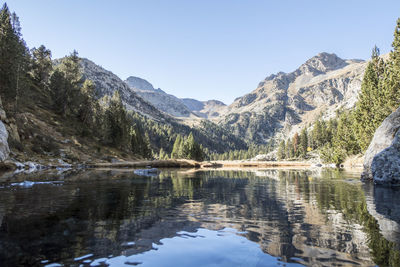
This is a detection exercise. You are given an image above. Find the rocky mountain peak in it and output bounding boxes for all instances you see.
[219,52,367,144]
[300,52,347,74]
[125,76,155,91]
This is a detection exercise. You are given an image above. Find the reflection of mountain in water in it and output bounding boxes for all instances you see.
[0,169,398,266]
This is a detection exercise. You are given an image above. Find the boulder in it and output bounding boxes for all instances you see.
[0,120,10,161]
[362,107,400,184]
[0,96,10,161]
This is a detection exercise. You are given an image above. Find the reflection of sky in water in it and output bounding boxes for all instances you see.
[1,169,399,266]
[103,228,301,267]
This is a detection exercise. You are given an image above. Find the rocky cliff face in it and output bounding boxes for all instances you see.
[362,106,400,185]
[0,96,10,161]
[80,59,166,120]
[125,76,194,118]
[182,98,227,119]
[217,53,366,143]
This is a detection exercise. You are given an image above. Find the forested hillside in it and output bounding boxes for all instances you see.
[0,3,246,164]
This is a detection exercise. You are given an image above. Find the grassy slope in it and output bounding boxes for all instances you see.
[7,84,141,165]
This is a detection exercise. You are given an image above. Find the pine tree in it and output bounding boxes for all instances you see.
[30,45,52,86]
[181,133,204,161]
[332,111,360,157]
[277,140,286,160]
[50,51,83,116]
[142,133,152,158]
[103,91,129,147]
[159,148,167,160]
[299,127,308,158]
[285,138,294,159]
[354,46,387,151]
[49,69,68,114]
[129,125,152,159]
[293,133,299,157]
[311,120,323,149]
[171,135,183,158]
[380,18,400,116]
[0,4,29,111]
[77,80,97,128]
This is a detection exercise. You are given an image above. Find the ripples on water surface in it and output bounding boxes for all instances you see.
[0,168,399,266]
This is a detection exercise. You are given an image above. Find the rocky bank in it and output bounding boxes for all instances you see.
[362,106,400,185]
[0,96,9,162]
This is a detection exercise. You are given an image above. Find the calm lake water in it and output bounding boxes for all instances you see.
[0,168,399,266]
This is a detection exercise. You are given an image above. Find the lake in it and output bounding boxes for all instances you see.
[0,168,399,266]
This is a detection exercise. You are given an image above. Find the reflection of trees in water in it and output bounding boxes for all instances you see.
[280,169,400,267]
[0,171,193,265]
[0,169,399,266]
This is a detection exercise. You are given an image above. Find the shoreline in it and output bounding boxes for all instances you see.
[0,159,340,172]
[0,159,366,179]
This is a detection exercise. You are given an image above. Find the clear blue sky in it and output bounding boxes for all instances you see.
[5,0,400,104]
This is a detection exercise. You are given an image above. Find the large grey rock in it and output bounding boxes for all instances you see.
[362,107,400,184]
[0,97,9,161]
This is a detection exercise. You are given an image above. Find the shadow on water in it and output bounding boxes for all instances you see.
[0,168,399,266]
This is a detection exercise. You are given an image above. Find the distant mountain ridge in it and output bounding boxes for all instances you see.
[81,52,368,146]
[125,76,194,118]
[78,59,247,153]
[181,98,227,119]
[216,52,367,143]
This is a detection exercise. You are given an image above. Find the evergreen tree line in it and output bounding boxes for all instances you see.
[208,144,273,161]
[277,127,310,160]
[128,112,248,160]
[162,133,205,161]
[276,111,360,164]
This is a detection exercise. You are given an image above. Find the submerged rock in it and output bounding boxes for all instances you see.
[362,107,400,184]
[134,168,159,177]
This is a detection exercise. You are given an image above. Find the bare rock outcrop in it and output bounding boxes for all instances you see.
[362,106,400,184]
[0,96,10,161]
[218,52,366,144]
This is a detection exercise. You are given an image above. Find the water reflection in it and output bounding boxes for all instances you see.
[0,169,399,266]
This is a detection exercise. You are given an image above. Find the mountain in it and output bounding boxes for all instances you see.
[217,53,366,144]
[80,59,166,120]
[81,53,367,148]
[182,98,227,119]
[125,76,194,118]
[78,61,247,153]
